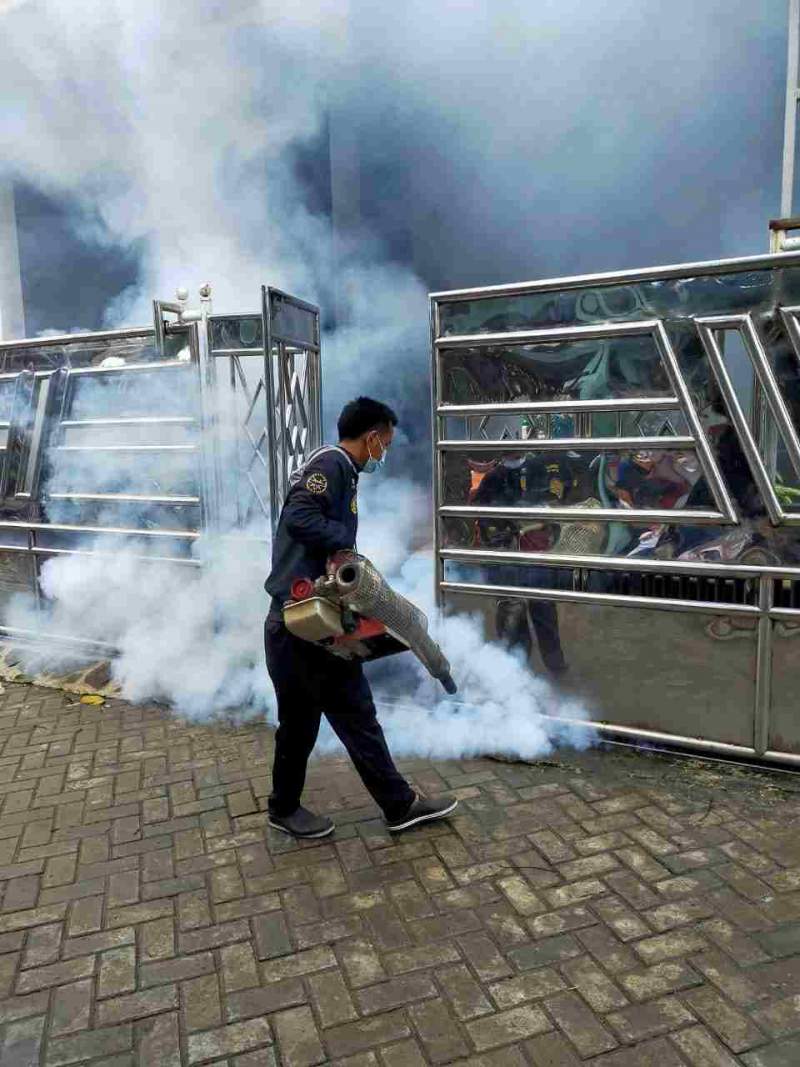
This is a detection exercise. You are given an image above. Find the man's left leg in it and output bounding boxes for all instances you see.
[526,567,568,674]
[325,662,458,832]
[527,600,568,673]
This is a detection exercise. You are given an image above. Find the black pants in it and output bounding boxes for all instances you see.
[496,598,566,671]
[265,618,415,821]
[494,565,567,672]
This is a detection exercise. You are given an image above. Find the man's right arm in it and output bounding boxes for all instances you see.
[283,458,353,553]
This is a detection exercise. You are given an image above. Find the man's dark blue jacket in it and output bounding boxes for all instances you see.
[265,446,359,619]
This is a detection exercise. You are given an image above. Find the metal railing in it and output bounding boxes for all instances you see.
[0,285,323,648]
[430,249,800,765]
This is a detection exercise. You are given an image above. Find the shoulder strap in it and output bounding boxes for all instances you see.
[287,445,357,490]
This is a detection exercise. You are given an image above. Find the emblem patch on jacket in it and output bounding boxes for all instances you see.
[350,496,358,514]
[306,472,328,494]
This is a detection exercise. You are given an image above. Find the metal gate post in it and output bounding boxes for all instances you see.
[755,577,775,756]
[430,297,444,608]
[261,286,280,534]
[153,293,221,538]
[194,301,223,538]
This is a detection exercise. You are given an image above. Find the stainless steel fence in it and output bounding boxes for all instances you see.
[431,250,800,766]
[0,285,322,643]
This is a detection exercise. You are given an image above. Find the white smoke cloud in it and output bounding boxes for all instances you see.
[8,537,272,716]
[4,468,595,760]
[0,0,615,758]
[315,542,593,762]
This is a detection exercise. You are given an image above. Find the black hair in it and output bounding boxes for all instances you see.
[337,396,398,440]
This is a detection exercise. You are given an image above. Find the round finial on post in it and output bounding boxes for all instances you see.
[199,283,212,300]
[175,286,189,303]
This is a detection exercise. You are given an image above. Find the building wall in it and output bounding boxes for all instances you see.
[0,181,25,341]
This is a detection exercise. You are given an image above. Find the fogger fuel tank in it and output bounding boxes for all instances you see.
[283,555,457,694]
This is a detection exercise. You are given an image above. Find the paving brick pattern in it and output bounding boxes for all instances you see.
[2,684,800,1063]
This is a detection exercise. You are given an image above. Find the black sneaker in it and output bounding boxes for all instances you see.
[268,806,335,839]
[386,794,458,833]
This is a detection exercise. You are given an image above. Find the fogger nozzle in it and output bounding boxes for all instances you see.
[333,556,457,694]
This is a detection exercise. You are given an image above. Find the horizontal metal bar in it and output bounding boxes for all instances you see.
[208,314,258,323]
[438,436,694,452]
[59,417,196,429]
[47,492,200,506]
[210,348,265,356]
[0,625,118,652]
[269,337,320,352]
[435,320,659,349]
[440,504,726,525]
[0,520,198,540]
[30,546,201,566]
[0,328,153,350]
[375,698,800,766]
[376,696,800,769]
[762,748,800,767]
[593,722,800,769]
[66,359,192,377]
[55,445,197,454]
[440,546,800,580]
[0,543,201,565]
[429,249,800,303]
[267,287,320,315]
[440,579,760,616]
[438,398,680,417]
[769,607,800,621]
[566,719,760,760]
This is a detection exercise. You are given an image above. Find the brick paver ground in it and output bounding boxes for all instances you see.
[2,685,800,1064]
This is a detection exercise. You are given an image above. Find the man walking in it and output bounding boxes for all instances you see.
[264,396,457,839]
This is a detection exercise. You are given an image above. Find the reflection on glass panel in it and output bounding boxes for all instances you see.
[67,367,198,420]
[442,409,689,442]
[443,559,759,606]
[440,336,671,406]
[0,551,35,612]
[438,266,800,336]
[437,264,800,529]
[32,527,196,559]
[0,382,14,422]
[441,448,704,512]
[60,423,196,448]
[209,316,263,350]
[44,452,199,499]
[442,510,800,566]
[0,335,160,375]
[442,514,650,559]
[769,620,800,753]
[718,330,755,427]
[42,499,201,532]
[441,573,757,740]
[270,294,316,346]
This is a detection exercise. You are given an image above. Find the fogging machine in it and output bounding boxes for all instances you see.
[282,554,457,694]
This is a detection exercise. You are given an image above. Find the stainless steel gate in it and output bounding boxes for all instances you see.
[0,285,322,643]
[431,250,800,766]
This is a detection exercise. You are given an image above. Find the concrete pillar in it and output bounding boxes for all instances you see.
[0,181,25,341]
